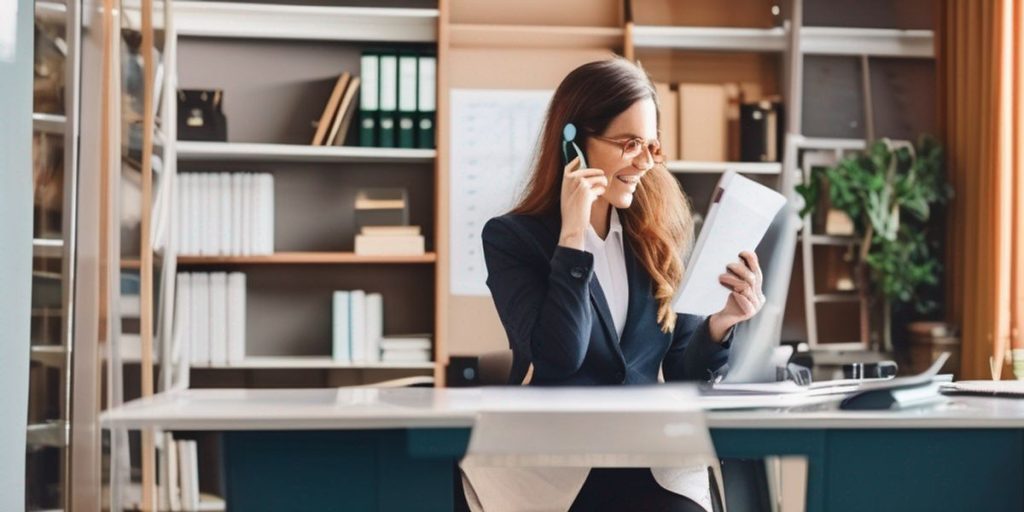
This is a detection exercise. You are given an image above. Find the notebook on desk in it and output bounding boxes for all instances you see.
[940,380,1024,398]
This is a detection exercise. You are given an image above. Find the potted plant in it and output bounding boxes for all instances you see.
[796,136,953,352]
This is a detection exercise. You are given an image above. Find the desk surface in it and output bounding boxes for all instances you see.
[100,386,1024,431]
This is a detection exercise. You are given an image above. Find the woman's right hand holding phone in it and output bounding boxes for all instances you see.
[558,155,607,251]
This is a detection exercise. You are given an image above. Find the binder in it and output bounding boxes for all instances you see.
[377,52,398,148]
[416,54,437,149]
[332,291,351,362]
[209,272,228,366]
[397,53,418,149]
[349,290,367,362]
[366,293,383,363]
[359,52,379,147]
[679,83,727,162]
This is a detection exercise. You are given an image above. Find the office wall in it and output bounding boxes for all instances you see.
[0,0,34,507]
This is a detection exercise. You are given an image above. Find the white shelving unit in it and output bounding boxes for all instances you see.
[800,27,935,58]
[173,1,439,43]
[665,160,783,175]
[632,25,788,52]
[176,141,436,164]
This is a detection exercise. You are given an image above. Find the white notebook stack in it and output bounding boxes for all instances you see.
[380,335,432,363]
[331,290,387,363]
[177,172,274,256]
[176,272,246,367]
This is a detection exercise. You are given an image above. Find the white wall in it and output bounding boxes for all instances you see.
[0,0,34,506]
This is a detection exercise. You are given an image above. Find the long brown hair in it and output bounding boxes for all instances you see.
[511,57,694,333]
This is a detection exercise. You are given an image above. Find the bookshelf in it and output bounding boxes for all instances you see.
[164,0,440,392]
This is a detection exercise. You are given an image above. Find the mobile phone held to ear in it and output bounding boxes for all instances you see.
[562,123,588,169]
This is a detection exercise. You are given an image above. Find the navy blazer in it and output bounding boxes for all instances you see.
[482,212,732,386]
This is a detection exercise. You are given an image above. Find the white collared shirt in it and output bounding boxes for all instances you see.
[585,208,628,338]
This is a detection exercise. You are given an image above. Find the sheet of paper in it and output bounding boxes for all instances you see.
[674,171,786,316]
[449,89,553,296]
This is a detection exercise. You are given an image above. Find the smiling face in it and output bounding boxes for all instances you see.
[584,97,660,209]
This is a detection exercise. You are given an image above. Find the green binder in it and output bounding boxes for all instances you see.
[416,54,436,149]
[377,52,398,148]
[359,52,379,147]
[396,52,418,149]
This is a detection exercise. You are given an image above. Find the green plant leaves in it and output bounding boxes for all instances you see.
[794,135,951,312]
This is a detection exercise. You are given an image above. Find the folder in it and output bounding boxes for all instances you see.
[397,53,418,149]
[349,290,367,362]
[312,73,350,146]
[416,54,437,149]
[377,53,398,148]
[332,291,351,362]
[359,52,379,147]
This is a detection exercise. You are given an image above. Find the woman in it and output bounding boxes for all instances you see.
[479,58,766,511]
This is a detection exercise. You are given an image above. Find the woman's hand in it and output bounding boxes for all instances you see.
[558,155,608,250]
[709,251,765,342]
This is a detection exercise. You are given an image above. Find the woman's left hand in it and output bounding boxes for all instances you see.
[709,251,765,342]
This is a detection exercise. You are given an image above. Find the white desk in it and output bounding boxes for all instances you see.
[100,387,1024,512]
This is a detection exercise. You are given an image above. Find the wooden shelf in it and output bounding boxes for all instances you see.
[450,23,624,49]
[800,27,934,58]
[32,113,66,135]
[176,141,437,164]
[192,356,435,370]
[173,1,438,43]
[632,25,787,52]
[665,161,782,175]
[177,252,437,265]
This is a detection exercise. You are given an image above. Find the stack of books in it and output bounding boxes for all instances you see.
[177,172,274,256]
[176,272,247,367]
[331,290,383,363]
[354,225,424,256]
[310,71,362,146]
[358,50,436,149]
[654,81,783,163]
[158,433,224,512]
[380,335,432,363]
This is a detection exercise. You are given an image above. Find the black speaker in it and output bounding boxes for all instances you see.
[446,356,480,387]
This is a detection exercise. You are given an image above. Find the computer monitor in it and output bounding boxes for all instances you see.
[720,198,802,383]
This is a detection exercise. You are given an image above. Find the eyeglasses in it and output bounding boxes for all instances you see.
[591,134,665,165]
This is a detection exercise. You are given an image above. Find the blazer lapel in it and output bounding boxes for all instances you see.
[589,278,626,364]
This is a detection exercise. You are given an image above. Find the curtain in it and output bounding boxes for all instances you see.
[939,0,1024,380]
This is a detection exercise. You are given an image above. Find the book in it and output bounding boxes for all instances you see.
[416,54,436,149]
[175,273,192,365]
[366,293,383,363]
[359,52,379,147]
[191,273,210,365]
[209,272,228,366]
[381,349,431,363]
[377,53,398,148]
[332,291,351,362]
[380,337,431,351]
[330,76,361,147]
[679,83,727,162]
[312,72,351,146]
[178,440,199,511]
[354,234,425,256]
[397,53,418,149]
[227,272,246,365]
[361,225,421,236]
[324,73,353,146]
[349,290,367,362]
[739,99,784,163]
